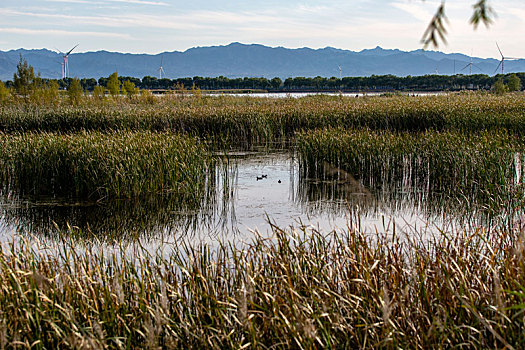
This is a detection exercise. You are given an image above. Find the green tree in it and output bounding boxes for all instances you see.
[41,80,60,105]
[81,78,98,91]
[270,77,282,90]
[13,55,40,99]
[122,80,139,99]
[492,78,508,94]
[68,78,84,105]
[0,81,10,104]
[93,85,106,100]
[507,74,522,92]
[107,72,120,96]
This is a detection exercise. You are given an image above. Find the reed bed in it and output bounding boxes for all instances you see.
[297,129,525,221]
[0,224,524,348]
[1,94,525,143]
[0,131,214,202]
[2,93,525,348]
[297,128,525,188]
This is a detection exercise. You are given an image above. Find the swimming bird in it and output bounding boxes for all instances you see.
[262,174,267,178]
[278,180,281,183]
[256,176,263,181]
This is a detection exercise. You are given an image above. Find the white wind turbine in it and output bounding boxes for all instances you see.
[57,44,79,79]
[56,60,65,79]
[495,42,521,75]
[338,65,342,80]
[158,56,166,79]
[460,55,483,75]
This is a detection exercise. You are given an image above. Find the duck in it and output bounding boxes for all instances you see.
[256,176,263,181]
[278,180,281,183]
[261,174,268,178]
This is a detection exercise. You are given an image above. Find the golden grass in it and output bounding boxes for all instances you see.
[0,223,524,348]
[1,94,525,142]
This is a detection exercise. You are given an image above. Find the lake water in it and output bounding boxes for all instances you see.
[204,92,447,98]
[0,149,520,247]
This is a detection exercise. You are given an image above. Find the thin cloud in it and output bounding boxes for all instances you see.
[0,27,131,39]
[0,8,284,30]
[45,0,168,5]
[110,0,168,5]
[0,9,127,27]
[45,0,99,3]
[390,1,433,23]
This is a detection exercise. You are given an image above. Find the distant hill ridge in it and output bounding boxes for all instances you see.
[1,42,523,81]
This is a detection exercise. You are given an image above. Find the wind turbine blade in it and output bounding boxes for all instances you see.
[55,47,65,55]
[460,63,470,71]
[496,42,503,58]
[472,64,484,73]
[505,57,522,60]
[494,61,502,74]
[66,44,79,56]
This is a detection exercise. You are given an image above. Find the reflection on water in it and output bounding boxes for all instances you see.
[299,153,525,230]
[0,196,214,241]
[0,150,523,243]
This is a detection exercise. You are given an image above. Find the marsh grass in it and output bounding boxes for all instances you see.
[2,93,525,348]
[0,131,214,202]
[2,94,525,144]
[297,129,525,221]
[0,223,525,348]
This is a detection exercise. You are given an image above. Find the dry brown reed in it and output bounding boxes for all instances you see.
[0,223,524,348]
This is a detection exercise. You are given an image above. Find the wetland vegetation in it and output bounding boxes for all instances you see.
[0,78,525,348]
[2,225,525,349]
[297,129,525,225]
[0,131,214,200]
[2,93,525,137]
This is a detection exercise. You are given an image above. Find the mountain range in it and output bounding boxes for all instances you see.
[1,42,524,81]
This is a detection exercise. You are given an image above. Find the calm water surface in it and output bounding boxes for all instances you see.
[0,150,520,247]
[205,92,447,98]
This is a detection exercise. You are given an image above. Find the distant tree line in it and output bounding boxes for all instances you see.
[3,64,525,93]
[2,56,522,107]
[59,73,525,92]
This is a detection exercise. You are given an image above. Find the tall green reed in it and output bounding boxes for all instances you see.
[0,131,214,203]
[296,128,525,223]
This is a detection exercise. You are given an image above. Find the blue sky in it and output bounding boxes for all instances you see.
[1,0,524,58]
